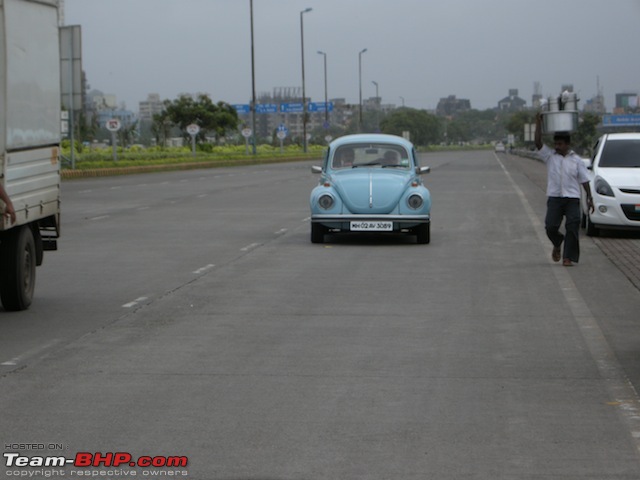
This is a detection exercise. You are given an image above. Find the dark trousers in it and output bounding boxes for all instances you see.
[545,197,581,263]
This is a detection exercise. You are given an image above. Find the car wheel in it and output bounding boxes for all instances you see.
[585,214,600,237]
[0,225,36,311]
[416,223,430,244]
[311,223,327,244]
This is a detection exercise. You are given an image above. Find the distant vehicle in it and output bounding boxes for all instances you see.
[310,134,432,244]
[494,142,506,153]
[581,133,640,236]
[0,0,61,310]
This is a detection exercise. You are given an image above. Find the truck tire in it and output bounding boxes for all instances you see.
[0,225,36,311]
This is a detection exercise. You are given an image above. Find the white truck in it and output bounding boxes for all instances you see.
[0,0,61,310]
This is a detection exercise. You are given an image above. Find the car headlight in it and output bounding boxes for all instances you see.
[318,194,335,210]
[407,194,424,209]
[595,177,614,197]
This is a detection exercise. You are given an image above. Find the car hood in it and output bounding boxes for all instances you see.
[331,169,411,213]
[597,167,640,188]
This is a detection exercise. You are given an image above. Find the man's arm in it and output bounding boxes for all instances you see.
[535,112,543,150]
[0,185,16,224]
[582,181,594,214]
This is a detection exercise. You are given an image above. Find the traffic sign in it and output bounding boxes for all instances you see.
[308,101,334,113]
[280,103,304,113]
[602,115,640,127]
[233,104,251,114]
[277,124,289,134]
[186,124,200,136]
[276,130,287,140]
[241,128,252,138]
[106,119,121,132]
[255,104,278,114]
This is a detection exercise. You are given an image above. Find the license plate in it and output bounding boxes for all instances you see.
[350,221,393,231]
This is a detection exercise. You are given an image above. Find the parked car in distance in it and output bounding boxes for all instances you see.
[581,133,640,236]
[309,134,431,244]
[495,142,506,153]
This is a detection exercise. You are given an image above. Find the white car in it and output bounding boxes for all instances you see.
[494,142,506,153]
[581,133,640,236]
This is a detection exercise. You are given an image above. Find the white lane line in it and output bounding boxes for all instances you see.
[79,189,93,194]
[240,243,260,252]
[89,215,110,221]
[495,153,640,453]
[193,264,215,275]
[197,194,208,198]
[274,228,288,235]
[1,339,62,366]
[122,296,149,308]
[302,217,311,222]
[110,186,122,190]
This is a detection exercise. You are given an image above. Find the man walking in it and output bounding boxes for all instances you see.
[535,113,594,266]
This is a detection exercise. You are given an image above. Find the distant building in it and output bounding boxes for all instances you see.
[583,93,606,114]
[614,92,639,114]
[497,89,526,112]
[138,93,165,123]
[436,95,471,117]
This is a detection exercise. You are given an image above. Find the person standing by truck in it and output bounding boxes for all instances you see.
[0,185,16,224]
[535,112,594,266]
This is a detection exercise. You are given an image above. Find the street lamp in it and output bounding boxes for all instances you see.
[317,50,328,126]
[249,0,257,154]
[372,80,379,109]
[358,48,367,132]
[300,7,312,153]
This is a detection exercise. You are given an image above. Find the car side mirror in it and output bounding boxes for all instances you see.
[311,166,323,174]
[416,166,430,175]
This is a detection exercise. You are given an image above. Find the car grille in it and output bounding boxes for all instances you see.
[620,188,640,195]
[621,204,640,221]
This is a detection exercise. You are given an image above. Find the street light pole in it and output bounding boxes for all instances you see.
[317,50,328,126]
[300,7,312,153]
[249,0,257,155]
[372,80,379,109]
[358,48,367,132]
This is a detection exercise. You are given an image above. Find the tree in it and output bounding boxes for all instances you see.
[151,110,173,148]
[163,94,239,144]
[573,112,601,157]
[505,110,535,143]
[379,108,441,146]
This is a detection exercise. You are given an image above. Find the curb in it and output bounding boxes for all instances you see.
[61,156,314,179]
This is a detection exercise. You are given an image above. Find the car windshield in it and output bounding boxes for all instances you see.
[331,143,410,170]
[599,139,640,168]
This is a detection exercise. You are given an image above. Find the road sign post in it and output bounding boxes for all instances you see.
[276,124,288,153]
[241,127,253,155]
[186,124,200,158]
[106,118,121,162]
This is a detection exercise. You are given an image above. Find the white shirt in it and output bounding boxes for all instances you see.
[537,144,590,198]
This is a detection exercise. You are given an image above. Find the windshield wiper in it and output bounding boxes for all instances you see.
[382,164,405,168]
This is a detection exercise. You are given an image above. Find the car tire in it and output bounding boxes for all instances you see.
[585,214,600,237]
[416,223,430,244]
[0,225,36,311]
[311,223,327,244]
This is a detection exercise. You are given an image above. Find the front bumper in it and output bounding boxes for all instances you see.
[312,214,430,231]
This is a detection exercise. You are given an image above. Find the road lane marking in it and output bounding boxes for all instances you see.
[193,264,215,275]
[89,215,110,221]
[274,228,288,235]
[122,296,149,308]
[496,153,640,454]
[1,339,62,366]
[240,243,260,252]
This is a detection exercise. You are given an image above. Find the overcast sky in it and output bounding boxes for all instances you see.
[64,0,639,112]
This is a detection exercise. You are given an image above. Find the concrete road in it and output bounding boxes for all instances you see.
[2,151,640,479]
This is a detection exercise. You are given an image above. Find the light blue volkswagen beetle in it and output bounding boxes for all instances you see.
[310,134,431,244]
